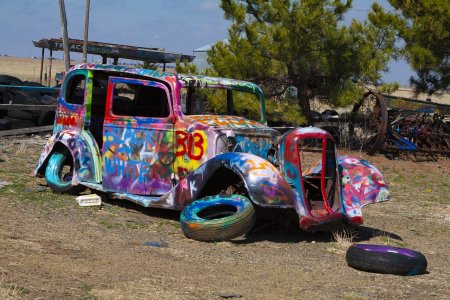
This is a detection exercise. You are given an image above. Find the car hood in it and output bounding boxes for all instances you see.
[184,115,269,130]
[182,115,280,160]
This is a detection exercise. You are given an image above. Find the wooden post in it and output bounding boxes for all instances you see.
[39,47,45,84]
[113,57,118,65]
[48,50,53,87]
[58,0,71,71]
[83,0,90,63]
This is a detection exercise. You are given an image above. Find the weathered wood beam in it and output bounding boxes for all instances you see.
[0,104,56,111]
[0,125,53,137]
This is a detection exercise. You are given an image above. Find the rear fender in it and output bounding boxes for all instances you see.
[338,156,390,222]
[35,130,101,184]
[171,152,297,210]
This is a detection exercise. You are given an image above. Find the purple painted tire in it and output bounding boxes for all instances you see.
[346,244,427,275]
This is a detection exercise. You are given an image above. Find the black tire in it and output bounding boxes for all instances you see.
[346,244,427,275]
[37,110,56,126]
[0,118,12,130]
[0,74,22,85]
[0,89,9,119]
[45,149,83,194]
[180,194,256,242]
[7,109,35,121]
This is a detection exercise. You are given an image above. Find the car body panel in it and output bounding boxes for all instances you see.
[36,64,390,230]
[53,69,90,133]
[35,129,101,184]
[169,152,297,210]
[338,155,390,223]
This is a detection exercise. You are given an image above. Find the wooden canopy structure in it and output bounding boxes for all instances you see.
[33,38,195,85]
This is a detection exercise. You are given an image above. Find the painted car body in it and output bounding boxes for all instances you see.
[36,64,389,229]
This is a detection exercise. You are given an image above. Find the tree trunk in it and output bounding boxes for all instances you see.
[296,86,313,125]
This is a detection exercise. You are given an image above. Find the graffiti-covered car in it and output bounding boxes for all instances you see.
[35,64,389,241]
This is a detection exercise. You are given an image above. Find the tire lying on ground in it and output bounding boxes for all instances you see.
[346,244,427,275]
[180,194,256,242]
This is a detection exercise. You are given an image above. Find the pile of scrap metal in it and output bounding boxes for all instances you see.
[315,91,450,156]
[0,75,58,130]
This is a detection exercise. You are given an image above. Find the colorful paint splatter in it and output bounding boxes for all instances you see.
[36,64,390,230]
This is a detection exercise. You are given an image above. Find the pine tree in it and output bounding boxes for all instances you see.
[208,0,397,123]
[370,0,450,94]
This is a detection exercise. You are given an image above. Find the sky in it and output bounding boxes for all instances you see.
[0,0,414,86]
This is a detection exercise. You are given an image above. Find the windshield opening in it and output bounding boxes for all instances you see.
[181,87,263,122]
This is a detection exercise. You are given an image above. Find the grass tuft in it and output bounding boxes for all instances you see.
[332,229,356,249]
[326,229,357,255]
[0,276,26,300]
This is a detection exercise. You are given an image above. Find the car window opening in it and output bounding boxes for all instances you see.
[112,83,169,118]
[181,87,261,122]
[65,74,86,105]
[299,138,340,216]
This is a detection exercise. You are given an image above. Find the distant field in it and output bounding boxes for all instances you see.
[392,88,449,105]
[0,55,448,105]
[0,56,71,85]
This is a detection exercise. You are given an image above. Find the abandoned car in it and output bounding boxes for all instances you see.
[35,64,390,241]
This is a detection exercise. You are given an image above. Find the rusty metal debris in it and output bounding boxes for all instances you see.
[345,91,450,156]
[348,92,388,155]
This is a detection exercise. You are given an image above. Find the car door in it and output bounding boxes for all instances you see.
[102,77,174,195]
[55,69,90,132]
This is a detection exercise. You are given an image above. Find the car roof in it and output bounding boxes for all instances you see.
[68,64,263,95]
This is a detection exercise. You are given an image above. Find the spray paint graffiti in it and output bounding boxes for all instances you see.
[174,130,208,178]
[36,130,100,184]
[186,115,263,129]
[102,123,174,195]
[233,135,272,158]
[338,156,390,221]
[175,130,206,160]
[36,64,390,232]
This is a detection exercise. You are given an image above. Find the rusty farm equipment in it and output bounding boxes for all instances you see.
[344,91,450,156]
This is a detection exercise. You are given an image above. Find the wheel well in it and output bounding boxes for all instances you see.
[197,167,249,199]
[36,142,70,177]
[195,166,300,226]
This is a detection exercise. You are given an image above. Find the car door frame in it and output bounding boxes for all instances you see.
[101,76,175,196]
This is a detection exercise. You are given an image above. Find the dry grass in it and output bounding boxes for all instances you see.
[0,276,23,300]
[14,143,27,156]
[332,229,356,248]
[0,137,449,299]
[326,229,357,255]
[0,56,73,85]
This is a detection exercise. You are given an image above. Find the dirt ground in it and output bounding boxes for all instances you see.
[0,135,449,299]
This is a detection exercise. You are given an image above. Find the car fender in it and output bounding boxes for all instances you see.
[338,155,390,223]
[171,152,297,210]
[35,130,101,184]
